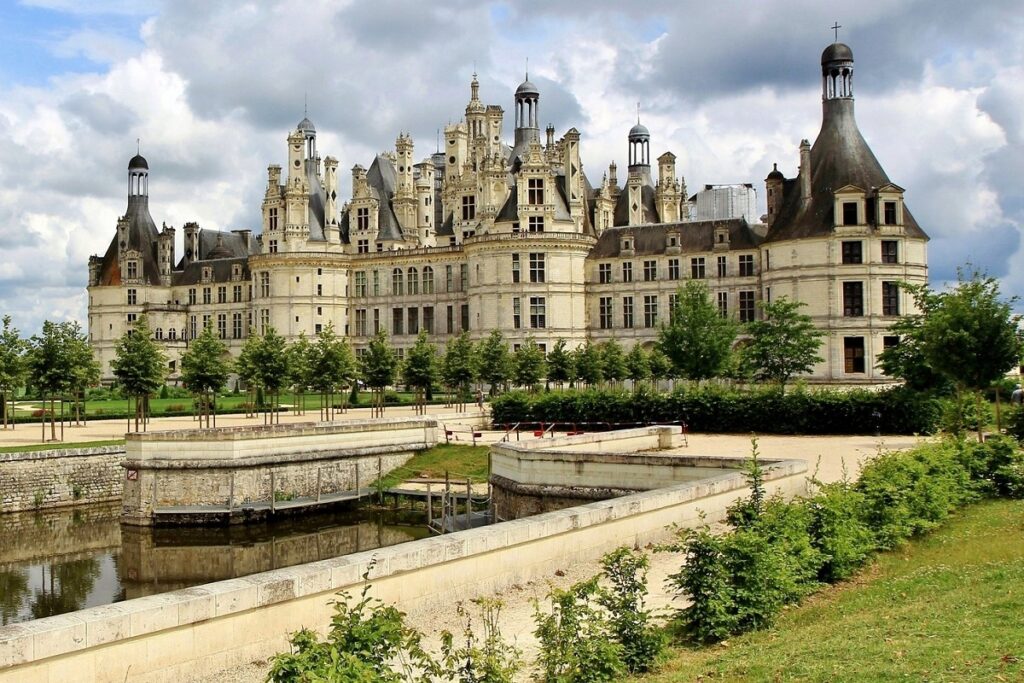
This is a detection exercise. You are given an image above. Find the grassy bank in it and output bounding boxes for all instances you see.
[378,444,490,490]
[0,439,125,454]
[640,498,1024,682]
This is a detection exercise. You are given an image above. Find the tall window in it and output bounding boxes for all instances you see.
[528,216,544,233]
[643,295,658,328]
[408,307,419,334]
[232,313,242,339]
[188,288,196,305]
[738,254,755,276]
[529,296,546,328]
[842,201,858,226]
[461,304,470,331]
[841,241,863,264]
[881,240,898,264]
[461,195,476,221]
[622,296,634,329]
[373,308,380,333]
[599,263,612,284]
[189,315,197,340]
[622,262,633,283]
[690,257,705,279]
[599,297,613,329]
[372,270,380,296]
[739,291,755,322]
[843,282,864,316]
[529,253,545,283]
[513,297,521,329]
[355,309,367,336]
[643,260,657,281]
[717,291,728,317]
[357,239,369,254]
[844,337,865,373]
[668,258,680,280]
[392,268,404,296]
[259,272,270,297]
[126,261,138,279]
[203,287,211,304]
[268,207,279,230]
[668,294,678,322]
[447,305,454,334]
[127,288,137,305]
[528,178,544,204]
[356,207,370,230]
[512,254,521,283]
[217,286,226,304]
[717,255,727,277]
[460,264,469,291]
[233,285,242,303]
[355,271,367,297]
[423,306,434,334]
[268,240,278,253]
[883,201,898,225]
[882,281,899,316]
[217,314,227,339]
[446,265,454,292]
[422,266,434,294]
[392,308,404,335]
[407,267,418,294]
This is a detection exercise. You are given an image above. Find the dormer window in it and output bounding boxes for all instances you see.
[268,207,279,230]
[232,264,242,280]
[126,260,138,279]
[842,201,858,226]
[528,178,544,205]
[668,236,677,247]
[356,207,370,231]
[883,201,897,225]
[202,267,212,281]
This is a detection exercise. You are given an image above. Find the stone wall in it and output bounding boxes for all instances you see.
[0,447,125,514]
[0,504,121,567]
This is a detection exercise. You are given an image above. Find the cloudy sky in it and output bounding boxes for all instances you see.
[0,0,1021,335]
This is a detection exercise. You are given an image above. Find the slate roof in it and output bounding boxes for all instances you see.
[96,195,161,286]
[613,183,660,226]
[588,218,763,259]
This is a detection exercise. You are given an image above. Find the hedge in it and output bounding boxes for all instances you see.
[490,386,940,435]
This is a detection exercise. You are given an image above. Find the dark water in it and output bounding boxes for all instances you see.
[0,503,430,625]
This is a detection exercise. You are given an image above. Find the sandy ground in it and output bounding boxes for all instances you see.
[184,431,926,683]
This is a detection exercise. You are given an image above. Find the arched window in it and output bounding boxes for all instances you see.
[169,328,177,340]
[407,267,418,295]
[422,266,434,294]
[155,328,163,340]
[392,268,404,296]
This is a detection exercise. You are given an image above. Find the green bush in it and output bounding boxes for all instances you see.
[960,435,1024,498]
[598,548,664,674]
[807,479,875,582]
[938,394,993,435]
[665,524,736,644]
[439,598,522,683]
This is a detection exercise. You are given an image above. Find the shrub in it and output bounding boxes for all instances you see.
[938,394,992,435]
[961,435,1024,498]
[807,479,875,582]
[165,403,186,412]
[598,548,664,674]
[664,523,736,644]
[439,598,522,683]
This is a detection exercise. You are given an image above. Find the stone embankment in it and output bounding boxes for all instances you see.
[0,446,125,513]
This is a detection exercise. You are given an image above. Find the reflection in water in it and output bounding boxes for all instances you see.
[0,504,429,625]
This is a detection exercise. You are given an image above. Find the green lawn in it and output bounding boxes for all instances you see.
[379,444,490,489]
[639,498,1024,682]
[0,439,125,453]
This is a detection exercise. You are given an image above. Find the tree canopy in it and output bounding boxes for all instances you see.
[0,315,27,429]
[742,296,824,387]
[180,323,232,427]
[476,330,512,394]
[545,338,574,388]
[512,336,546,391]
[601,340,628,386]
[110,315,166,431]
[658,281,738,380]
[402,330,438,414]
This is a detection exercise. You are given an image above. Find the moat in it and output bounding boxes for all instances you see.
[0,502,430,625]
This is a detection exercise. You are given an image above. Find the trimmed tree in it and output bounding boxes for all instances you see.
[625,344,650,392]
[64,322,100,426]
[180,323,232,428]
[476,330,512,395]
[0,315,27,430]
[546,338,574,389]
[28,321,75,442]
[362,329,398,418]
[442,331,476,412]
[512,336,546,392]
[309,322,353,420]
[601,340,628,388]
[742,296,824,389]
[253,327,290,424]
[402,330,438,415]
[658,281,737,381]
[286,332,313,416]
[648,348,671,392]
[110,315,167,432]
[574,342,604,388]
[235,333,261,417]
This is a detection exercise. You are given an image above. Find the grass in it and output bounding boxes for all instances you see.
[638,498,1024,682]
[378,444,490,490]
[0,439,125,453]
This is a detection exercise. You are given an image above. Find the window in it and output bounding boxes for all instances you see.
[373,270,380,296]
[529,296,546,328]
[202,314,211,330]
[513,297,521,329]
[528,216,544,233]
[668,294,678,322]
[461,195,476,221]
[317,283,323,296]
[881,240,898,264]
[527,178,545,205]
[844,337,865,373]
[269,240,278,253]
[739,254,754,276]
[447,305,454,334]
[512,254,521,283]
[460,264,469,291]
[127,313,137,327]
[169,328,176,340]
[232,313,242,339]
[668,258,680,280]
[690,257,705,279]
[623,296,634,328]
[599,297,613,329]
[599,263,612,284]
[127,288,137,305]
[155,327,163,340]
[529,253,545,283]
[843,281,864,317]
[233,285,242,303]
[357,239,369,254]
[355,271,367,297]
[260,309,270,333]
[408,307,419,334]
[461,304,470,331]
[717,291,728,317]
[392,268,404,296]
[643,260,657,281]
[190,315,197,340]
[446,265,454,292]
[883,201,897,225]
[373,308,380,333]
[717,255,727,277]
[126,261,137,279]
[315,323,322,335]
[423,306,434,334]
[407,267,418,295]
[422,266,434,294]
[268,207,279,230]
[392,308,404,335]
[203,287,211,304]
[259,272,270,297]
[188,288,196,305]
[739,291,756,322]
[355,309,367,336]
[882,281,899,316]
[842,201,858,226]
[643,295,658,328]
[217,314,227,339]
[841,241,863,264]
[356,207,370,231]
[883,335,900,351]
[218,286,226,304]
[622,262,633,282]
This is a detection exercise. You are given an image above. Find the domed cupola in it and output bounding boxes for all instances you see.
[513,71,540,151]
[821,42,854,100]
[628,116,650,173]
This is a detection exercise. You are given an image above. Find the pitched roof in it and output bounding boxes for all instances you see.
[96,196,161,286]
[589,218,763,258]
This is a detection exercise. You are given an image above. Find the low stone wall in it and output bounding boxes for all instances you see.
[0,446,125,514]
[0,454,807,683]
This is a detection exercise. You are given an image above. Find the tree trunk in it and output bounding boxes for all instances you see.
[50,396,57,441]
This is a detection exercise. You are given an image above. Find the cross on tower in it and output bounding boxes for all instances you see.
[831,22,842,42]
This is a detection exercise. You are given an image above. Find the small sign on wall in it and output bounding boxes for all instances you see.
[126,469,138,481]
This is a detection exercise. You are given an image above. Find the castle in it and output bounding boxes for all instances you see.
[87,41,928,383]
